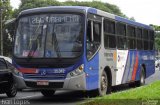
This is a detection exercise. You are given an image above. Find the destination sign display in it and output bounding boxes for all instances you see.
[30,15,80,25]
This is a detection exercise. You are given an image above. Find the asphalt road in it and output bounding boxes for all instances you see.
[0,68,160,105]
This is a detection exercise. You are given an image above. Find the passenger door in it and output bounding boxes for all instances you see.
[86,20,101,60]
[86,14,102,90]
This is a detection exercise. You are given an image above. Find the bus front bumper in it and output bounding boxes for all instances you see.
[23,72,86,90]
[63,72,86,90]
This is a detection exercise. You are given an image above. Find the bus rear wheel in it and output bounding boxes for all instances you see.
[41,90,56,97]
[136,67,145,86]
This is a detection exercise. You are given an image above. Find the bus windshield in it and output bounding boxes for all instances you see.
[14,14,84,58]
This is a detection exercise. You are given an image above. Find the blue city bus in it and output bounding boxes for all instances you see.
[13,6,155,96]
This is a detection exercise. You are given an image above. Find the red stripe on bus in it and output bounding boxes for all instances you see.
[131,53,139,80]
[18,68,37,74]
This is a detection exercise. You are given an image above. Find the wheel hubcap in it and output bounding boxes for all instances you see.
[140,72,145,84]
[101,75,107,91]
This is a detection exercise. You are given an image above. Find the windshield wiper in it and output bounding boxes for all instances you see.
[27,23,44,60]
[27,34,40,60]
[52,30,61,58]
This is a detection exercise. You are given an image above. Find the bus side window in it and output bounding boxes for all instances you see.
[87,21,92,42]
[87,20,92,59]
[93,22,101,50]
[87,20,101,60]
[93,22,101,44]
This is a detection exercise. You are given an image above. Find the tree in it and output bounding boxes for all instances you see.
[150,24,160,51]
[13,0,127,18]
[0,0,13,56]
[129,17,135,21]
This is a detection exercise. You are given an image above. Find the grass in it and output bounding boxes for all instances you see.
[82,81,160,105]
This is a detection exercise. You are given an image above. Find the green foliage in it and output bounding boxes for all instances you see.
[129,17,135,21]
[0,0,13,56]
[13,0,126,18]
[20,0,61,10]
[155,37,160,50]
[150,25,160,50]
[83,81,160,105]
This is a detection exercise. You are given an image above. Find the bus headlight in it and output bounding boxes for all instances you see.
[69,64,84,77]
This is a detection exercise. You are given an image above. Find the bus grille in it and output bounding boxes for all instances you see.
[23,73,66,79]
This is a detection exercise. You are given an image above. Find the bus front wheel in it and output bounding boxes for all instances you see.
[41,90,56,97]
[99,70,108,96]
[87,70,109,97]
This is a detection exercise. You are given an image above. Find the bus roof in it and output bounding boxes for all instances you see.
[88,7,153,30]
[19,6,153,30]
[19,6,89,16]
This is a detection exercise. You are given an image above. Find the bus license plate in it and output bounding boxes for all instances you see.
[37,81,49,86]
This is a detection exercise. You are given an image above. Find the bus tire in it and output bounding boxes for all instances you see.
[136,67,145,86]
[98,70,108,96]
[41,90,56,97]
[87,70,109,97]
